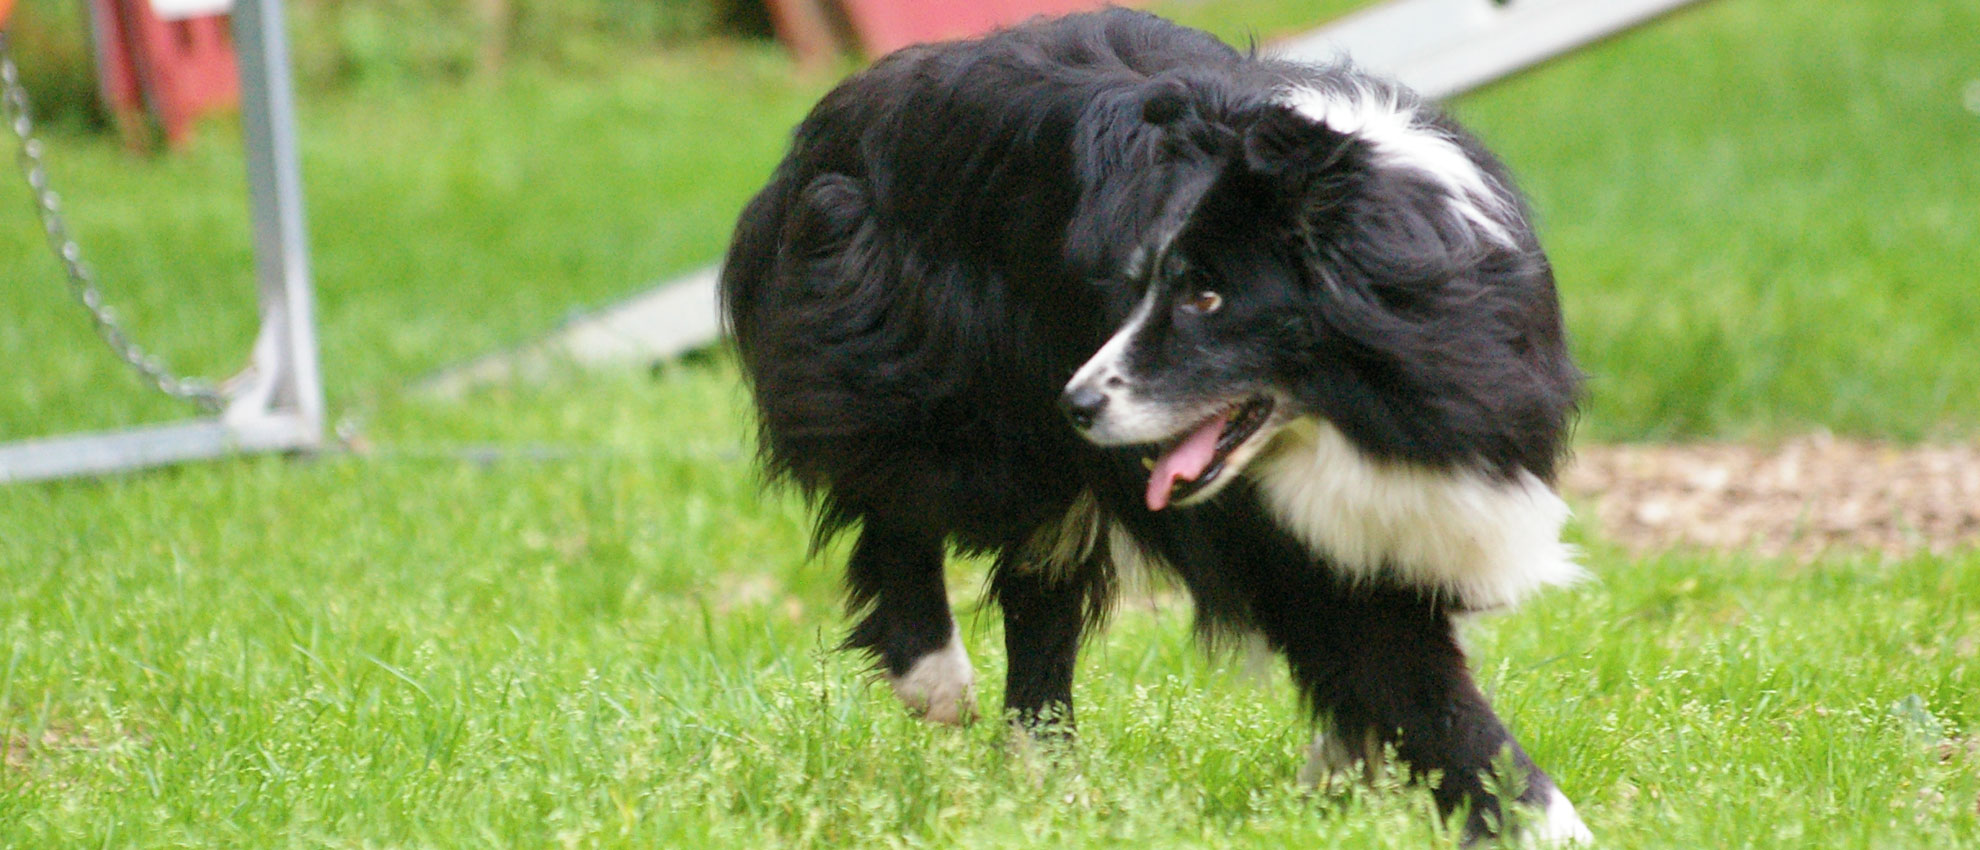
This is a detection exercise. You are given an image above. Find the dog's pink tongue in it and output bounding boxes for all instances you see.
[1145,414,1227,511]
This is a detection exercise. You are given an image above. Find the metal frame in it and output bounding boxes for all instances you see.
[0,0,321,484]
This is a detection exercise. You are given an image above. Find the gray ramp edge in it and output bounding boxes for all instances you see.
[420,0,1706,395]
[417,265,720,397]
[1271,0,1706,100]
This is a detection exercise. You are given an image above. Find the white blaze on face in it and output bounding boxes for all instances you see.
[1065,291,1224,511]
[1063,286,1173,446]
[1252,419,1583,610]
[1065,287,1289,511]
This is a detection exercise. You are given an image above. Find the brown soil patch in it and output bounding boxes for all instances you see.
[3,724,96,773]
[1563,434,1980,560]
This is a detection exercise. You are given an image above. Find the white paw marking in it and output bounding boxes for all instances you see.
[1298,728,1383,787]
[887,633,977,725]
[1526,787,1594,845]
[1301,730,1593,845]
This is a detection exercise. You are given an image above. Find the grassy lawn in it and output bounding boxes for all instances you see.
[3,368,1976,847]
[4,0,1980,846]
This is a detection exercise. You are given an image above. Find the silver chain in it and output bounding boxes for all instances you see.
[1,33,222,411]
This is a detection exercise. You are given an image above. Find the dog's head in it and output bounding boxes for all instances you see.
[1062,78,1564,511]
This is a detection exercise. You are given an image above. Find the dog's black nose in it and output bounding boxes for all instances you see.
[1060,385,1108,430]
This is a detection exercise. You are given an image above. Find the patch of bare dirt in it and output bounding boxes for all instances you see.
[3,724,96,773]
[1563,434,1980,560]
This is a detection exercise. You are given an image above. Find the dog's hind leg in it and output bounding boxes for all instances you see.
[1255,574,1590,844]
[844,520,977,725]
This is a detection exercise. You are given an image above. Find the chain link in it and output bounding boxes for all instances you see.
[1,32,222,411]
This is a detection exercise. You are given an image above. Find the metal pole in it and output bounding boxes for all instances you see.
[229,0,322,445]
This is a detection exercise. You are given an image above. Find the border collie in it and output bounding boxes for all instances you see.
[721,9,1588,843]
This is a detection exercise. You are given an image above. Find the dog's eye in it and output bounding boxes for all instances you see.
[1180,290,1223,315]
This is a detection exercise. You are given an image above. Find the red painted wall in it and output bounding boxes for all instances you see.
[837,0,1134,55]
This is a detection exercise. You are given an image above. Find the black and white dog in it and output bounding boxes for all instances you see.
[722,9,1588,843]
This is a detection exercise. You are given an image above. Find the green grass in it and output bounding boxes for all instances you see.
[2,366,1976,847]
[4,1,1980,846]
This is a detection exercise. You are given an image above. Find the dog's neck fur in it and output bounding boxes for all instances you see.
[1250,418,1583,610]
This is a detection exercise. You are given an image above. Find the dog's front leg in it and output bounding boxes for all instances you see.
[845,521,978,725]
[1262,574,1593,844]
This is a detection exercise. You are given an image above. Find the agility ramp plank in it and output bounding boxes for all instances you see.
[415,265,722,398]
[1273,0,1708,100]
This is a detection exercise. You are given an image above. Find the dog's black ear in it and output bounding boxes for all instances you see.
[1241,105,1350,181]
[1237,106,1364,236]
[1140,78,1191,126]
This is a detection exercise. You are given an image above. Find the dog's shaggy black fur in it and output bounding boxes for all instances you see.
[722,9,1586,842]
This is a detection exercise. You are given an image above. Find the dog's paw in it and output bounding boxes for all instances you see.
[887,635,977,725]
[1522,788,1594,845]
[1298,728,1384,789]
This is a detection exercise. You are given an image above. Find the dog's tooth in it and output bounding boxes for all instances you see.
[1140,457,1155,470]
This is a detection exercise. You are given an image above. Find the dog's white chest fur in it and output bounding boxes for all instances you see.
[1252,420,1582,610]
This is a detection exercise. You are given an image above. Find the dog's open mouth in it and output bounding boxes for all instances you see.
[1141,396,1275,511]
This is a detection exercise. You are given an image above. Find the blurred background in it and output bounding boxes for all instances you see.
[2,4,1978,846]
[2,0,1975,445]
[1,0,1971,432]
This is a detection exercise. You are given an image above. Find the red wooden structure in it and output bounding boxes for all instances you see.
[90,0,239,148]
[768,0,1135,64]
[837,0,1119,55]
